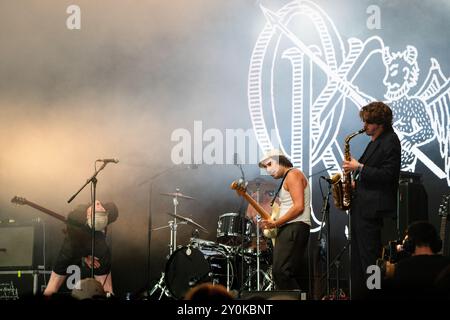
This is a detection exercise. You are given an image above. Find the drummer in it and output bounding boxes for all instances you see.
[246,189,277,226]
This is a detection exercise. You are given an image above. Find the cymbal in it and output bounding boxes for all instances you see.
[166,212,208,233]
[246,177,277,191]
[160,192,195,200]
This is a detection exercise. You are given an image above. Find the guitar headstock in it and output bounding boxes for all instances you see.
[11,196,27,205]
[230,179,248,196]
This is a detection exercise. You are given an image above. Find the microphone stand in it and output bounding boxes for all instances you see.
[317,177,332,298]
[67,161,110,278]
[234,160,246,293]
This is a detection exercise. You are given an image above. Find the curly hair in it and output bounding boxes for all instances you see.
[359,101,393,130]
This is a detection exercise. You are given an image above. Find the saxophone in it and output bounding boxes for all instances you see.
[331,128,365,210]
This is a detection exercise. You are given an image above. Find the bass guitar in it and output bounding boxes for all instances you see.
[230,180,279,245]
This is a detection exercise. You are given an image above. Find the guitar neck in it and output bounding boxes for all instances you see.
[22,200,67,223]
[241,192,272,220]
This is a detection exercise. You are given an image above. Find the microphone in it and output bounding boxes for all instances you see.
[321,173,341,184]
[96,158,119,164]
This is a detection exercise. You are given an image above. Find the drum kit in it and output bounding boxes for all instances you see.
[148,180,275,300]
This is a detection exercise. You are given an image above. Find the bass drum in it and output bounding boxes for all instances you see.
[164,245,233,299]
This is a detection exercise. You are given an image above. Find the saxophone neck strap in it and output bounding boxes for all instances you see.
[270,168,294,207]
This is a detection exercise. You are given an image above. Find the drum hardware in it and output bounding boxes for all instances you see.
[246,217,274,290]
[148,188,193,299]
[189,238,234,291]
[167,212,208,233]
[160,191,196,200]
[240,251,274,291]
[243,265,274,291]
[164,245,234,299]
[255,214,262,290]
[190,237,218,249]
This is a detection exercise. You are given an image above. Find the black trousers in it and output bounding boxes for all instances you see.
[272,222,310,290]
[350,210,383,299]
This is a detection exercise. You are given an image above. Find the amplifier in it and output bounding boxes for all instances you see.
[0,220,43,270]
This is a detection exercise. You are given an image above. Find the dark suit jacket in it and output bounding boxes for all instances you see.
[353,128,401,219]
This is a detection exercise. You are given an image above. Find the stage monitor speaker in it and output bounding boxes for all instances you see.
[239,290,307,300]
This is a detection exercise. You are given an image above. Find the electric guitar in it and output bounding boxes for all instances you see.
[230,180,279,244]
[10,196,88,235]
[438,193,450,256]
[11,196,67,223]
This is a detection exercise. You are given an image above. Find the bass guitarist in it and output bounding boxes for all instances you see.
[258,149,311,290]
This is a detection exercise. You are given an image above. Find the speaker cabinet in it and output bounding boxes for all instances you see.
[398,180,428,235]
[0,221,62,299]
[0,225,35,269]
[0,221,44,270]
[380,173,428,245]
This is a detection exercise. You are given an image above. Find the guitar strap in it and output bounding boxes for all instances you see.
[270,168,294,207]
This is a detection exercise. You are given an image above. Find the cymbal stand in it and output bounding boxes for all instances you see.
[255,214,261,290]
[242,254,274,291]
[252,214,274,291]
[148,188,183,299]
[147,273,170,300]
[169,188,181,255]
[147,223,172,300]
[222,245,233,291]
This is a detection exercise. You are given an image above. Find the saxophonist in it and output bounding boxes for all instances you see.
[342,101,401,299]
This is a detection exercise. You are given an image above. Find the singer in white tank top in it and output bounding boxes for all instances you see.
[258,149,311,290]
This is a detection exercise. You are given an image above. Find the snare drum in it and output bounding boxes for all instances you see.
[164,245,234,299]
[216,213,251,246]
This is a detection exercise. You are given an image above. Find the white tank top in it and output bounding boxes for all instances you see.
[278,169,311,226]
